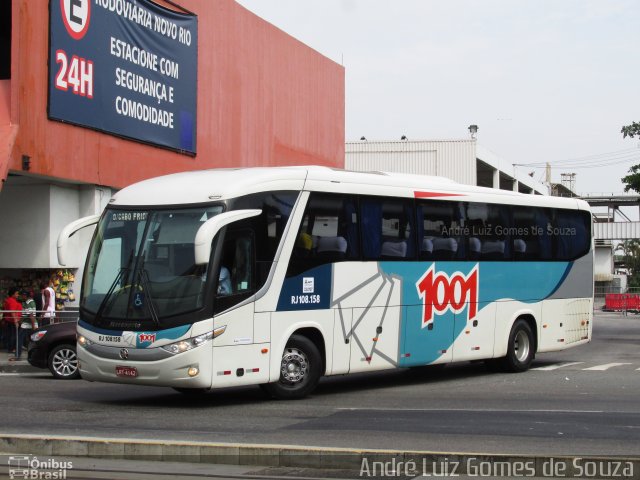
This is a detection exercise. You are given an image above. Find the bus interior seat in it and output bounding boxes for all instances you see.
[316,236,348,261]
[481,239,506,260]
[381,240,407,259]
[468,237,481,260]
[432,237,458,260]
[514,239,527,260]
[421,237,434,260]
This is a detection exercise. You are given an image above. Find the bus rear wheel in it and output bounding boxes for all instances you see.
[500,319,535,372]
[262,334,321,400]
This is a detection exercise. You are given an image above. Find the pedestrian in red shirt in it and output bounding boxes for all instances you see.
[2,288,23,357]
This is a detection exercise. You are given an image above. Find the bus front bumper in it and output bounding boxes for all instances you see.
[77,344,213,389]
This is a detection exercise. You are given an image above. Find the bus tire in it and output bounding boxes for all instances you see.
[262,334,322,400]
[501,319,535,372]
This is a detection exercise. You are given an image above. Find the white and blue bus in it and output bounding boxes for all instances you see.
[58,167,593,398]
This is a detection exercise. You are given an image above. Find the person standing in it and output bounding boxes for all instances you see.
[41,279,56,326]
[2,288,22,356]
[33,286,43,316]
[21,290,38,349]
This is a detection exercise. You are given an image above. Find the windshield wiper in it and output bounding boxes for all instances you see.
[138,255,160,327]
[95,251,133,325]
[96,252,133,322]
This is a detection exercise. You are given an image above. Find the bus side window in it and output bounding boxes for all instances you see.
[553,209,590,261]
[286,193,358,277]
[417,200,461,261]
[232,191,298,289]
[362,197,415,260]
[214,229,255,313]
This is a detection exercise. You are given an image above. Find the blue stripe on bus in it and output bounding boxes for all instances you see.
[379,261,572,366]
[78,320,123,336]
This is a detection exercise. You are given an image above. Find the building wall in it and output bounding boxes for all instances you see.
[345,140,476,185]
[346,139,549,195]
[0,178,110,269]
[4,0,345,189]
[594,244,614,282]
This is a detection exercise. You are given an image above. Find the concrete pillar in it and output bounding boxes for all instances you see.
[492,169,499,189]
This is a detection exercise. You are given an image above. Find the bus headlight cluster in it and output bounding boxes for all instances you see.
[77,335,94,347]
[160,326,226,355]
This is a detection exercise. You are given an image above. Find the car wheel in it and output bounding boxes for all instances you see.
[48,344,80,380]
[262,334,322,400]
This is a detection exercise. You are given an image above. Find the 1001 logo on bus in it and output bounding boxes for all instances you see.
[415,264,479,328]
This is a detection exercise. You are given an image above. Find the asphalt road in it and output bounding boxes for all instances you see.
[1,311,639,458]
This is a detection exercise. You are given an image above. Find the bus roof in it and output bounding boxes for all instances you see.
[110,166,591,211]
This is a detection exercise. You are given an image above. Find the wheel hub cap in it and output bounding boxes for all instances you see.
[514,331,530,362]
[281,348,308,384]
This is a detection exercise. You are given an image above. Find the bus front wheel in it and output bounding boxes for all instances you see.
[501,319,535,372]
[262,334,322,400]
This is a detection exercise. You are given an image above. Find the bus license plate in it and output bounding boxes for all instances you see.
[116,366,138,378]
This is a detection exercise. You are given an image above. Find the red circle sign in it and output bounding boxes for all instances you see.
[60,0,91,40]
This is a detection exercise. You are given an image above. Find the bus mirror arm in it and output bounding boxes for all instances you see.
[57,214,101,266]
[194,209,262,265]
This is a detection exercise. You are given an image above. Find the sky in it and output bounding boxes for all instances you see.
[235,0,640,196]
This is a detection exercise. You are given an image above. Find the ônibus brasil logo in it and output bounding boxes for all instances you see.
[415,264,479,328]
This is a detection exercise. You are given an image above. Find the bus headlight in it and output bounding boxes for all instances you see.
[77,335,94,347]
[161,326,226,355]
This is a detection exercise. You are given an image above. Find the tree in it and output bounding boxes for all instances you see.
[620,121,640,192]
[615,240,640,288]
[621,165,640,193]
[621,121,640,139]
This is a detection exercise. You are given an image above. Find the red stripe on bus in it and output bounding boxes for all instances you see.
[414,191,465,198]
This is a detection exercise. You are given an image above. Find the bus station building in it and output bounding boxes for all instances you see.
[0,0,344,306]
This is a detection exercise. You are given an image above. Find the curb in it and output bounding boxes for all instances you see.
[0,362,41,374]
[1,434,639,478]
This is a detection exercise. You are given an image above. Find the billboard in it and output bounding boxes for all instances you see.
[48,0,198,154]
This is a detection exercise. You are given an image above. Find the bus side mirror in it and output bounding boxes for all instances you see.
[57,214,101,266]
[194,209,262,265]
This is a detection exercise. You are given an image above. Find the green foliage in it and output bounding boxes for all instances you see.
[621,165,640,193]
[621,121,640,139]
[620,122,640,192]
[615,240,640,286]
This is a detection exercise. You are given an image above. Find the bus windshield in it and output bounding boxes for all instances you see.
[82,206,223,325]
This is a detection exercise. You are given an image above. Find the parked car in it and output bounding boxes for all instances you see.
[28,321,79,379]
